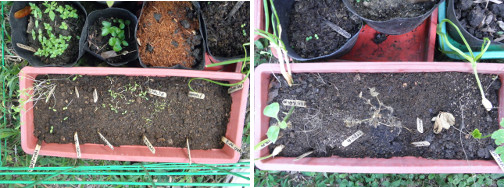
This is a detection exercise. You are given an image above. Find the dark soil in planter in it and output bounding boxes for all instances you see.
[33,75,232,149]
[268,72,501,160]
[454,0,504,41]
[87,17,136,64]
[201,1,250,57]
[349,0,440,21]
[137,2,202,68]
[287,0,361,58]
[26,2,85,66]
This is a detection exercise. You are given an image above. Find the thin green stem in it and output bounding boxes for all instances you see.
[263,0,269,33]
[187,71,249,93]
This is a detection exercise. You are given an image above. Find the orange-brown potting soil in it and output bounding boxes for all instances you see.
[137,2,200,68]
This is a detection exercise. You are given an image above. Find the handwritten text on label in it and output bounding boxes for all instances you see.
[228,84,244,94]
[342,130,364,147]
[148,88,167,98]
[188,91,205,99]
[29,144,41,171]
[74,132,81,158]
[411,141,430,147]
[490,150,504,172]
[282,99,307,108]
[222,137,242,153]
[143,135,156,154]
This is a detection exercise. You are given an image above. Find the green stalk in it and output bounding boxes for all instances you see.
[187,71,249,92]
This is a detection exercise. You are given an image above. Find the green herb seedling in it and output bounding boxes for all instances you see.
[59,22,68,30]
[472,118,504,159]
[306,36,313,42]
[50,126,54,134]
[42,1,57,21]
[254,102,294,161]
[241,23,247,36]
[314,34,319,40]
[437,19,492,111]
[102,18,131,52]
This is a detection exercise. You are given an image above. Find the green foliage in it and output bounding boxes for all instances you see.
[56,4,78,20]
[106,1,115,8]
[261,102,294,143]
[42,1,57,21]
[30,2,78,58]
[101,18,131,52]
[473,118,504,158]
[241,23,247,36]
[254,171,504,187]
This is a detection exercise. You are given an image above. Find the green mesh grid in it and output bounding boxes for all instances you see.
[0,3,250,187]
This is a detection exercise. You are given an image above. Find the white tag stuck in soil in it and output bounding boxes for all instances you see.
[228,84,244,94]
[490,150,504,172]
[411,141,430,147]
[257,139,272,150]
[282,99,307,108]
[143,135,156,154]
[29,143,41,171]
[98,132,114,150]
[222,137,242,153]
[188,91,205,99]
[74,132,81,158]
[342,130,364,147]
[417,118,424,133]
[148,88,167,98]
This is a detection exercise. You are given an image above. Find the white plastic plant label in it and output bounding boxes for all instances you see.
[188,91,205,99]
[148,88,167,98]
[74,132,81,158]
[282,99,307,108]
[257,139,272,150]
[417,117,424,133]
[143,135,156,154]
[490,150,504,172]
[98,132,114,150]
[294,151,313,161]
[342,130,364,147]
[29,143,41,171]
[411,141,430,147]
[222,137,242,153]
[228,84,244,94]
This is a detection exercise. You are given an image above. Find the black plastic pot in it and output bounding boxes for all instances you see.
[446,0,502,48]
[136,2,206,70]
[80,8,139,66]
[273,0,362,61]
[9,2,86,67]
[342,0,444,35]
[200,1,248,63]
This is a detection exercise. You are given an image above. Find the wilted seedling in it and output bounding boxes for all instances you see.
[431,111,455,134]
[254,102,294,154]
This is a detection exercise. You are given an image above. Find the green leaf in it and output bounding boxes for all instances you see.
[500,118,504,127]
[102,28,110,36]
[113,44,122,52]
[102,21,112,27]
[255,40,264,50]
[49,10,55,21]
[120,23,125,29]
[122,40,128,46]
[491,129,504,145]
[278,121,287,129]
[496,146,504,155]
[472,129,482,139]
[125,20,131,25]
[106,1,114,7]
[266,125,280,143]
[109,38,116,46]
[263,102,279,120]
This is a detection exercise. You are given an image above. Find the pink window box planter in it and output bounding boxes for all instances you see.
[20,67,249,164]
[255,62,504,173]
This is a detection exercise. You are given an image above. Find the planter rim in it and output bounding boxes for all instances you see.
[255,62,504,173]
[20,67,249,163]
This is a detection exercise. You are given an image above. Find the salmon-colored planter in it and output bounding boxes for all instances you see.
[253,0,264,41]
[20,67,249,163]
[255,62,504,173]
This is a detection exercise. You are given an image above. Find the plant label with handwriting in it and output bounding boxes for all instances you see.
[188,91,205,99]
[342,130,364,147]
[228,84,244,94]
[282,99,306,108]
[29,143,42,171]
[222,137,242,153]
[490,150,504,172]
[148,88,167,98]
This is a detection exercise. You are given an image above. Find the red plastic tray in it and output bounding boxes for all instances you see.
[255,62,504,173]
[267,9,438,62]
[20,67,249,163]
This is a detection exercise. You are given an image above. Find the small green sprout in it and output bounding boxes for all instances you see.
[52,108,57,112]
[42,1,57,21]
[50,126,54,134]
[314,34,319,40]
[63,117,68,121]
[472,119,504,159]
[101,18,131,52]
[59,22,68,30]
[241,23,247,36]
[62,106,68,110]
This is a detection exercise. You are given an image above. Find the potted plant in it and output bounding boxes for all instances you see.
[200,1,250,63]
[254,62,504,173]
[80,8,138,66]
[9,1,86,66]
[136,1,205,70]
[446,0,504,48]
[342,0,444,35]
[19,67,249,163]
